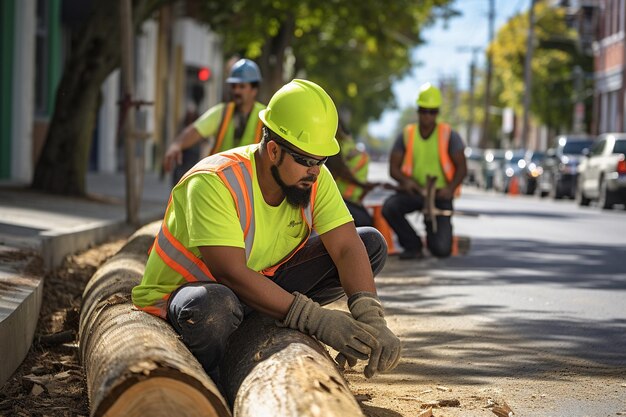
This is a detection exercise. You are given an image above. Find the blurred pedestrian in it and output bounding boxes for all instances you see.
[327,119,380,226]
[164,58,266,184]
[382,82,467,259]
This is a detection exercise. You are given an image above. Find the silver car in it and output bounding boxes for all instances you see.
[577,133,626,209]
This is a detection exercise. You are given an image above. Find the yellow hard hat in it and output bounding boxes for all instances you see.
[416,82,442,109]
[259,79,340,156]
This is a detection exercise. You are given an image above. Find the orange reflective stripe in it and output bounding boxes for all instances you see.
[402,124,415,177]
[254,119,263,143]
[231,164,253,236]
[212,102,235,154]
[159,225,215,282]
[437,123,454,182]
[343,184,356,199]
[135,295,169,319]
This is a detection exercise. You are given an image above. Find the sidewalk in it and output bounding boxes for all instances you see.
[0,171,172,385]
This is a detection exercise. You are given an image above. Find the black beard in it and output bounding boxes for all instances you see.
[271,165,312,208]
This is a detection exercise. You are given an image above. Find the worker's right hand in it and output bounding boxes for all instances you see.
[399,178,423,196]
[163,143,183,172]
[279,292,379,364]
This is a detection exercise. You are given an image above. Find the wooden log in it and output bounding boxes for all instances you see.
[78,222,231,417]
[80,221,365,417]
[221,313,365,417]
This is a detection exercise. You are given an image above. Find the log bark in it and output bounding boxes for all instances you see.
[80,221,364,417]
[221,313,365,417]
[79,222,231,417]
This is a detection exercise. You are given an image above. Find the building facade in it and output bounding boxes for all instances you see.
[0,0,223,183]
[593,0,626,133]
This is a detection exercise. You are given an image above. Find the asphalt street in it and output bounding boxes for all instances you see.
[359,162,626,416]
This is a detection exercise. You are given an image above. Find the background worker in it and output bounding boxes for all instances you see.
[163,58,266,184]
[382,82,467,260]
[133,79,401,382]
[327,119,380,226]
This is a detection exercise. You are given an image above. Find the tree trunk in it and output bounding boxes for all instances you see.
[258,15,295,103]
[79,221,231,417]
[32,0,166,196]
[221,313,365,417]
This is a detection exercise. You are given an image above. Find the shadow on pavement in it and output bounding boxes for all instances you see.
[375,238,626,386]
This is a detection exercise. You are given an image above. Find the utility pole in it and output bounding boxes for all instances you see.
[120,0,139,225]
[480,0,495,148]
[521,0,537,150]
[572,65,585,133]
[457,46,482,147]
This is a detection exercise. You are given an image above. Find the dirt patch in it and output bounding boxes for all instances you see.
[0,239,125,417]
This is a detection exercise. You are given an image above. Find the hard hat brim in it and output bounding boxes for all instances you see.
[259,109,340,157]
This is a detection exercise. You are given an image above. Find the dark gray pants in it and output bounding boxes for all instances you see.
[382,192,453,257]
[166,227,387,373]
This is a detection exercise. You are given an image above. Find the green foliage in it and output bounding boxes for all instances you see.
[196,0,455,132]
[490,2,590,132]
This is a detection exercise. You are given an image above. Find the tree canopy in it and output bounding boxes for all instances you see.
[490,2,591,133]
[197,0,456,131]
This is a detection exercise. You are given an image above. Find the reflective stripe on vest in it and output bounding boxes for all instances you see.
[212,103,264,154]
[401,123,457,189]
[140,148,316,317]
[342,152,369,201]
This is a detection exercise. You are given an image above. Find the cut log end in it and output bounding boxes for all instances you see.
[101,376,223,417]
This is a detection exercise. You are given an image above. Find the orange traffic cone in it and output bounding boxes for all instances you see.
[508,176,520,195]
[451,235,471,256]
[370,204,398,255]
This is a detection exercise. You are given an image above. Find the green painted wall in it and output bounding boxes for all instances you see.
[0,0,15,179]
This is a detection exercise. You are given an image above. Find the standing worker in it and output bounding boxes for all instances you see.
[382,82,467,260]
[164,58,266,184]
[327,119,379,227]
[133,79,401,381]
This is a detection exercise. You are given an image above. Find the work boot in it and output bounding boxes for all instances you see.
[398,249,424,260]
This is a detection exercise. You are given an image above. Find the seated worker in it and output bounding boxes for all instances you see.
[383,82,467,260]
[132,79,401,381]
[164,58,266,184]
[327,119,380,227]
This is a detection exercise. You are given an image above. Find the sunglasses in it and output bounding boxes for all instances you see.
[418,108,438,115]
[276,142,328,167]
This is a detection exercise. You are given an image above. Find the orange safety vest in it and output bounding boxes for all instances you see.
[211,102,264,154]
[401,122,460,195]
[140,149,317,318]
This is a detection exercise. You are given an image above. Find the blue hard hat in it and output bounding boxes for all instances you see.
[226,59,262,84]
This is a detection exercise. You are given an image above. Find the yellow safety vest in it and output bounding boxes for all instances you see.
[401,122,460,195]
[137,148,317,318]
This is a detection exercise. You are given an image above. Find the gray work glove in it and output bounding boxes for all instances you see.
[347,292,402,378]
[279,292,379,364]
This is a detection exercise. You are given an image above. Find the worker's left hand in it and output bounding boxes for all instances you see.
[436,186,454,200]
[347,292,402,378]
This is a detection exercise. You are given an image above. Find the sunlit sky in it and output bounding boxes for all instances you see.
[367,0,532,139]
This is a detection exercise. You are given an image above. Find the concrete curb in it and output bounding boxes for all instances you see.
[0,251,44,385]
[0,212,165,386]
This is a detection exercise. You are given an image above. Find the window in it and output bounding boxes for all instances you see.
[613,139,626,154]
[591,139,605,156]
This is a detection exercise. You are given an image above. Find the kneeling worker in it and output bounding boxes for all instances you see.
[383,82,467,259]
[132,79,401,380]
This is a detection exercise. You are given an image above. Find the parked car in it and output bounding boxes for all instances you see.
[577,133,626,209]
[464,147,484,187]
[481,149,506,190]
[519,150,545,195]
[537,135,594,199]
[493,149,526,193]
